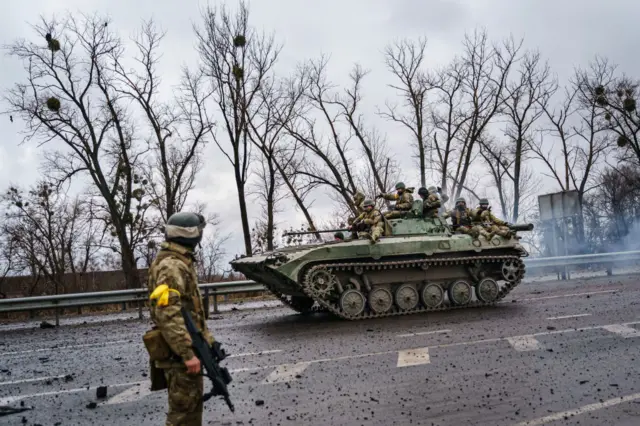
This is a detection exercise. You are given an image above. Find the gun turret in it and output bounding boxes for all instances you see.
[508,223,534,232]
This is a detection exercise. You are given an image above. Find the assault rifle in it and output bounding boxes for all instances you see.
[180,307,235,412]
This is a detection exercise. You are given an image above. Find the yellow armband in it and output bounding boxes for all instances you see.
[150,284,181,307]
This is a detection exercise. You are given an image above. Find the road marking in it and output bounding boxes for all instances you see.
[0,374,68,387]
[397,348,430,367]
[396,329,451,338]
[506,335,543,351]
[428,321,640,351]
[101,383,153,405]
[515,392,640,425]
[261,362,310,384]
[0,340,130,357]
[0,381,142,405]
[228,349,282,358]
[517,289,618,302]
[547,314,592,320]
[602,324,640,338]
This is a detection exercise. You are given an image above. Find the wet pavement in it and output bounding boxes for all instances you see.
[1,273,639,425]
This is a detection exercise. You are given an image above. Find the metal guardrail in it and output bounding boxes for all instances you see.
[0,280,265,326]
[1,250,639,326]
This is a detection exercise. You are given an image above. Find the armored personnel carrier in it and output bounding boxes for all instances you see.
[230,200,533,320]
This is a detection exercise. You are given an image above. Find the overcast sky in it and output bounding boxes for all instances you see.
[1,0,637,261]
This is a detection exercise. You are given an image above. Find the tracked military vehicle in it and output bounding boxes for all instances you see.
[230,200,533,320]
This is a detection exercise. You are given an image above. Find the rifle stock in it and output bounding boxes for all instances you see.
[180,307,235,412]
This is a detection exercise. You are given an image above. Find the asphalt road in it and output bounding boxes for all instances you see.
[1,274,639,426]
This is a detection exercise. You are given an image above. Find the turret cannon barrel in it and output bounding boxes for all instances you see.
[508,223,534,232]
[283,228,350,237]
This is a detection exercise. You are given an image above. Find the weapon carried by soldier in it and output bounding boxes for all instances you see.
[181,307,235,412]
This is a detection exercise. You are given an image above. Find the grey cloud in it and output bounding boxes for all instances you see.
[2,0,640,259]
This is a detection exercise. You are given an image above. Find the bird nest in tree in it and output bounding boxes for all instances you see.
[595,95,607,106]
[594,85,605,96]
[48,39,60,52]
[605,112,612,121]
[232,64,244,80]
[623,98,636,112]
[233,35,246,47]
[617,135,629,148]
[46,97,61,112]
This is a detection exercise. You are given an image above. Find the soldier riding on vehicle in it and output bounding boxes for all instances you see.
[378,182,414,219]
[474,198,512,239]
[418,186,442,218]
[444,197,490,239]
[351,199,385,243]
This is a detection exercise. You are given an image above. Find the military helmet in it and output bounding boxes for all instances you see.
[418,187,428,196]
[479,198,489,205]
[455,197,466,204]
[362,199,375,208]
[334,231,344,240]
[395,182,405,190]
[165,212,206,249]
[427,186,437,193]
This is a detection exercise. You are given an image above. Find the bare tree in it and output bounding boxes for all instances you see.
[247,73,307,250]
[587,57,640,166]
[380,37,429,187]
[480,51,551,221]
[0,236,17,298]
[4,14,163,288]
[111,21,215,222]
[1,182,101,295]
[196,214,230,282]
[428,58,474,195]
[285,57,396,216]
[194,1,281,256]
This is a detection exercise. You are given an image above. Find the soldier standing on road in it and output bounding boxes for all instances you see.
[146,212,213,426]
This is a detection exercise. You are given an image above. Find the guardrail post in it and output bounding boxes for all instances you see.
[138,300,143,320]
[204,288,210,319]
[55,303,60,327]
[212,288,219,314]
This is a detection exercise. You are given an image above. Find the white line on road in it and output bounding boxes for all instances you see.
[101,383,153,405]
[602,324,640,338]
[397,348,430,367]
[0,381,142,405]
[516,289,618,302]
[0,340,130,357]
[515,392,640,425]
[546,314,592,320]
[228,349,282,358]
[506,335,543,351]
[0,374,68,386]
[261,362,310,384]
[396,329,451,338]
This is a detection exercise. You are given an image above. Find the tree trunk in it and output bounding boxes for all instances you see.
[120,242,140,289]
[235,174,253,256]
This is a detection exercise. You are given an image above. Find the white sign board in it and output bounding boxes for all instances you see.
[538,190,581,221]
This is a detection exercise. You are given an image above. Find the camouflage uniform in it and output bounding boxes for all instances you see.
[353,191,365,214]
[380,182,414,219]
[147,213,212,426]
[418,186,441,218]
[353,199,385,243]
[474,198,512,239]
[444,198,490,239]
